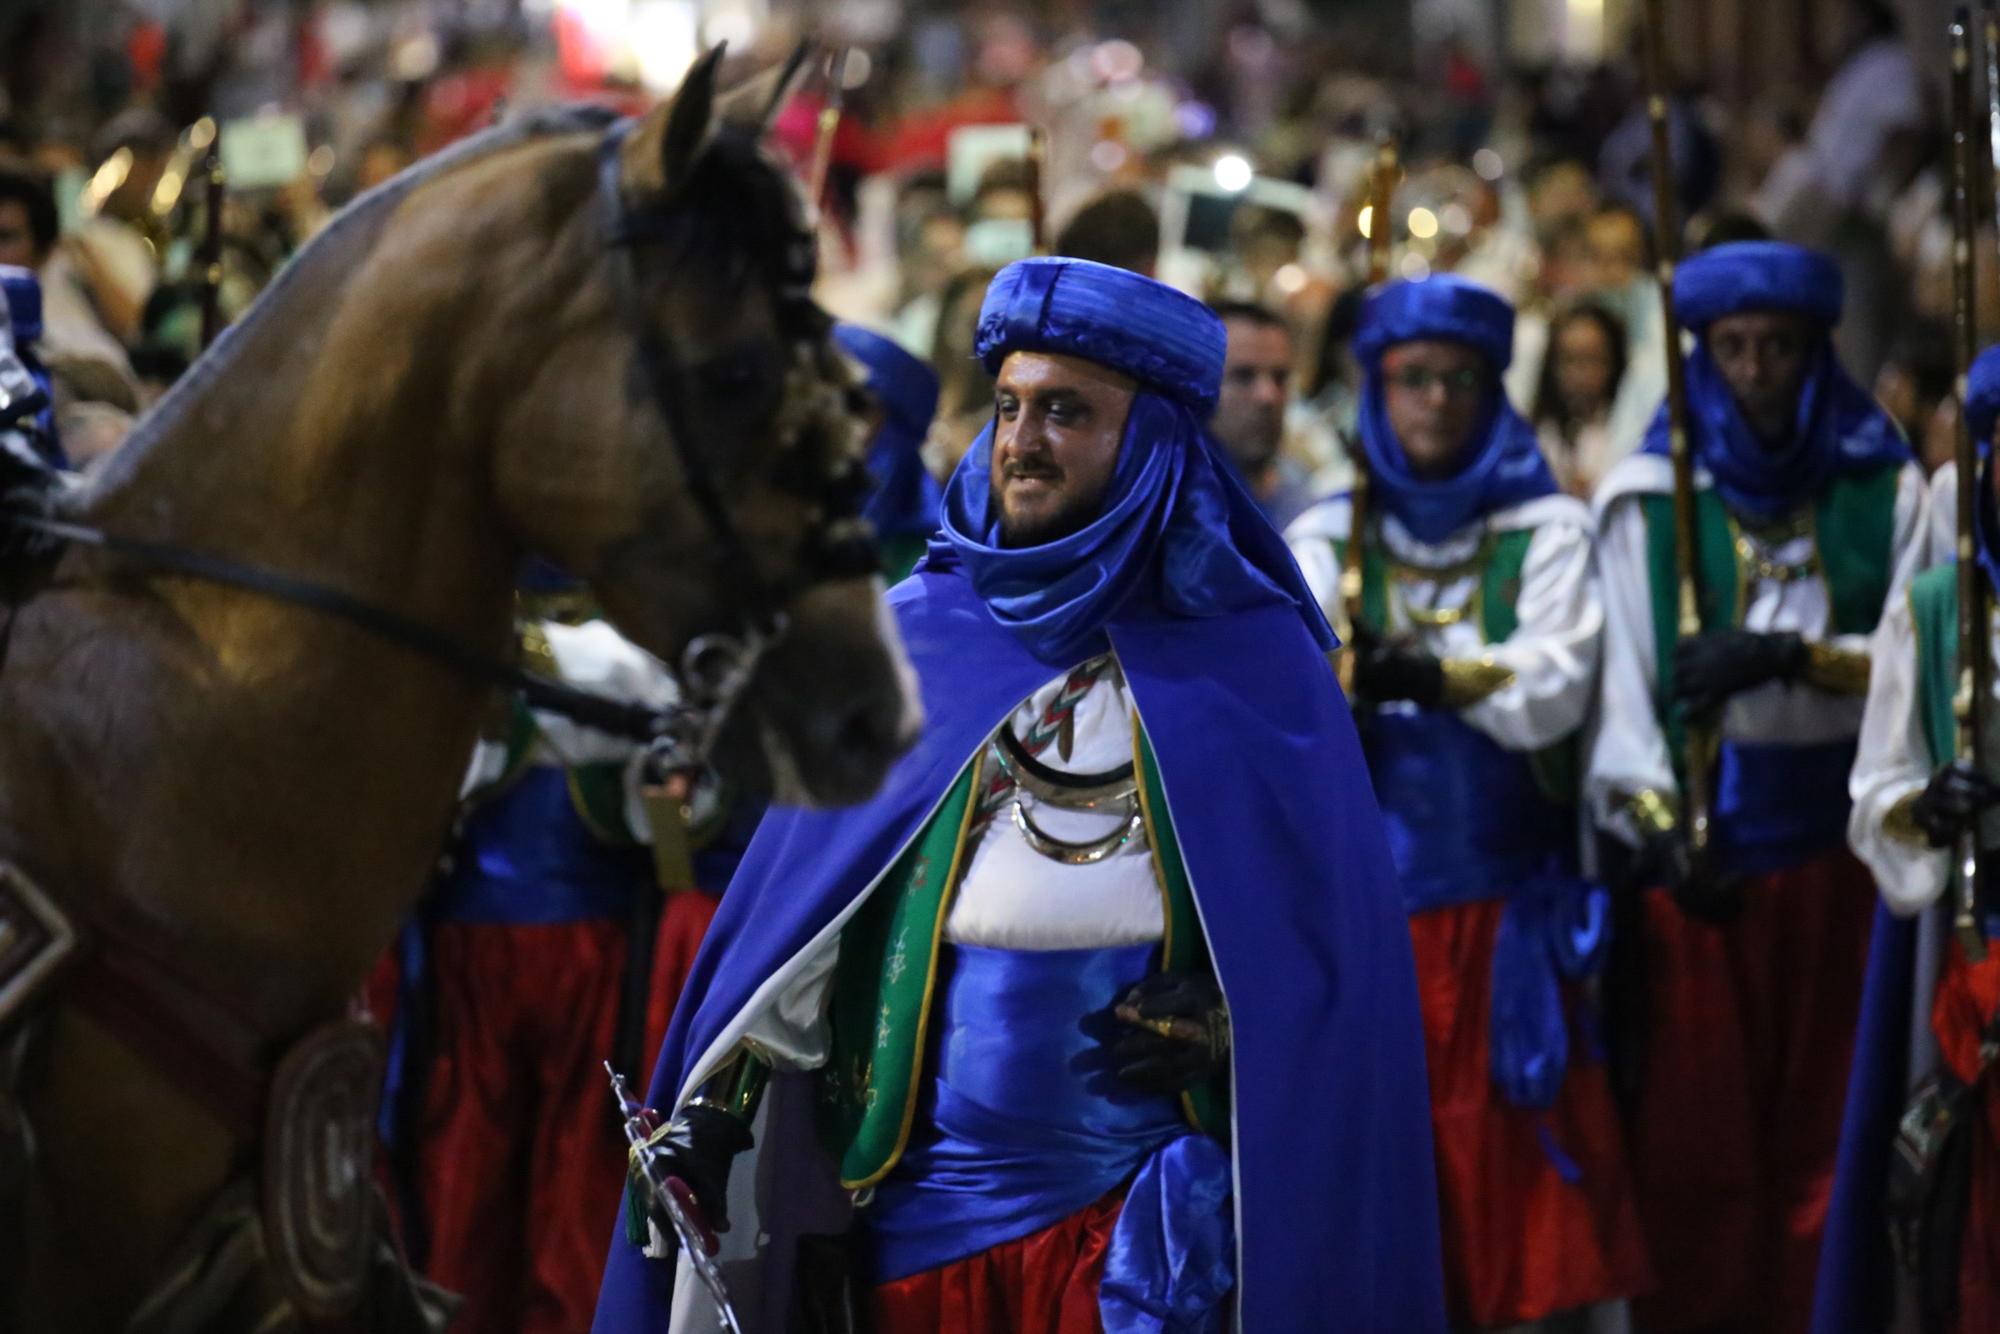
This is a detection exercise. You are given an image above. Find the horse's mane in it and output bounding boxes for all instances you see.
[98,104,624,483]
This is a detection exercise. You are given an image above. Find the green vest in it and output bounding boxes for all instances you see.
[815,724,1220,1191]
[881,533,930,586]
[1636,464,1902,764]
[1911,562,1962,770]
[1331,524,1578,803]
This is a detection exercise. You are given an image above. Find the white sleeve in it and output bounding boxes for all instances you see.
[1586,496,1677,842]
[533,620,679,763]
[1284,502,1348,621]
[1929,461,1958,568]
[1848,590,1948,915]
[737,934,841,1072]
[1462,520,1603,752]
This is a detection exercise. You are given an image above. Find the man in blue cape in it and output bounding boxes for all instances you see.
[1822,342,2000,1334]
[1588,239,1926,1332]
[1287,274,1650,1330]
[834,322,942,582]
[593,256,1445,1333]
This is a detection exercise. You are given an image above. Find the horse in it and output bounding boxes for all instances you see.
[0,49,920,1333]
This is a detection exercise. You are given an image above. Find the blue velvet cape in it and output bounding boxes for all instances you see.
[591,570,1446,1332]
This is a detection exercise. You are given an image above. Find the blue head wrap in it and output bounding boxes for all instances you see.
[1354,275,1556,543]
[928,257,1333,664]
[1968,344,2000,450]
[1642,241,1909,520]
[1673,241,1842,332]
[834,323,943,540]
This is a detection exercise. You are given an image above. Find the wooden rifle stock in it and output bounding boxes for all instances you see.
[1952,10,1988,960]
[1027,125,1048,255]
[1639,0,1714,859]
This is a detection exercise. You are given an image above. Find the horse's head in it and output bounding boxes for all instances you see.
[481,53,919,805]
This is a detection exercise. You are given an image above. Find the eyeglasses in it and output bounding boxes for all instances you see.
[1385,366,1485,396]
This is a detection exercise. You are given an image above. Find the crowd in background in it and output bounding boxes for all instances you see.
[0,0,1979,505]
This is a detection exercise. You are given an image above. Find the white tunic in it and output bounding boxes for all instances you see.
[1848,563,2000,916]
[1283,491,1603,753]
[1586,453,1930,845]
[743,664,1167,1071]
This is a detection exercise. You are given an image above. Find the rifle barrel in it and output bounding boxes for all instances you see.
[1640,0,1712,856]
[1953,9,1988,959]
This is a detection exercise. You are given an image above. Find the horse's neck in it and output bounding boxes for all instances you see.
[7,215,516,1030]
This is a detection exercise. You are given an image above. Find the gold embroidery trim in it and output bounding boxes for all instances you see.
[1439,655,1517,708]
[1883,790,1931,847]
[1802,641,1872,696]
[1623,787,1679,838]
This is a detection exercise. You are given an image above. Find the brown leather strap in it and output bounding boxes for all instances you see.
[61,906,278,1140]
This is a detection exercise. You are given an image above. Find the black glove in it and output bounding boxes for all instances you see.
[1107,972,1230,1094]
[1672,630,1809,719]
[637,1103,754,1242]
[1632,824,1742,925]
[1351,630,1445,708]
[1911,760,2000,848]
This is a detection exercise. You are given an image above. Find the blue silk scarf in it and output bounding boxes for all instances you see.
[1356,375,1557,543]
[1640,340,1909,522]
[932,391,1334,665]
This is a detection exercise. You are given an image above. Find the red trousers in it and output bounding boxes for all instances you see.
[1411,900,1653,1326]
[1628,847,1876,1334]
[869,1192,1123,1334]
[366,890,718,1334]
[1932,940,2000,1333]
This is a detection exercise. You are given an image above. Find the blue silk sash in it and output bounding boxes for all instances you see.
[432,767,650,923]
[1362,712,1607,1110]
[862,943,1234,1331]
[1712,737,1858,876]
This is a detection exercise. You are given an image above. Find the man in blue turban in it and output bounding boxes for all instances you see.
[592,257,1445,1333]
[1823,341,2000,1334]
[1588,239,1928,1332]
[834,323,943,582]
[1287,274,1650,1331]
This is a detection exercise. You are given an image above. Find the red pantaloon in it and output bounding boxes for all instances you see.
[1412,899,1653,1326]
[869,1192,1124,1334]
[1628,847,1875,1333]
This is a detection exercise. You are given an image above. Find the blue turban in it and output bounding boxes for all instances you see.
[1355,274,1515,371]
[974,257,1226,414]
[1673,241,1843,331]
[1642,243,1907,521]
[1352,276,1556,543]
[834,323,943,542]
[931,257,1331,663]
[1968,344,2000,449]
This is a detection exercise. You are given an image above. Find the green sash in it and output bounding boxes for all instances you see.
[1637,464,1901,763]
[817,726,1218,1190]
[1912,562,1961,769]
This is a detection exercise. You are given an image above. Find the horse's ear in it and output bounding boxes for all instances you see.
[620,44,726,199]
[716,38,815,132]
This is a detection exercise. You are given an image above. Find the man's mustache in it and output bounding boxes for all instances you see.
[1002,459,1062,481]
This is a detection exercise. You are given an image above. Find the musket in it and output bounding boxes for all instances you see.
[197,132,225,351]
[1026,124,1048,254]
[1639,0,1715,863]
[606,1064,745,1333]
[805,47,847,221]
[1335,135,1396,687]
[1952,10,1989,961]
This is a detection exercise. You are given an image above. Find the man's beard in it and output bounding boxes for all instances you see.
[995,464,1110,548]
